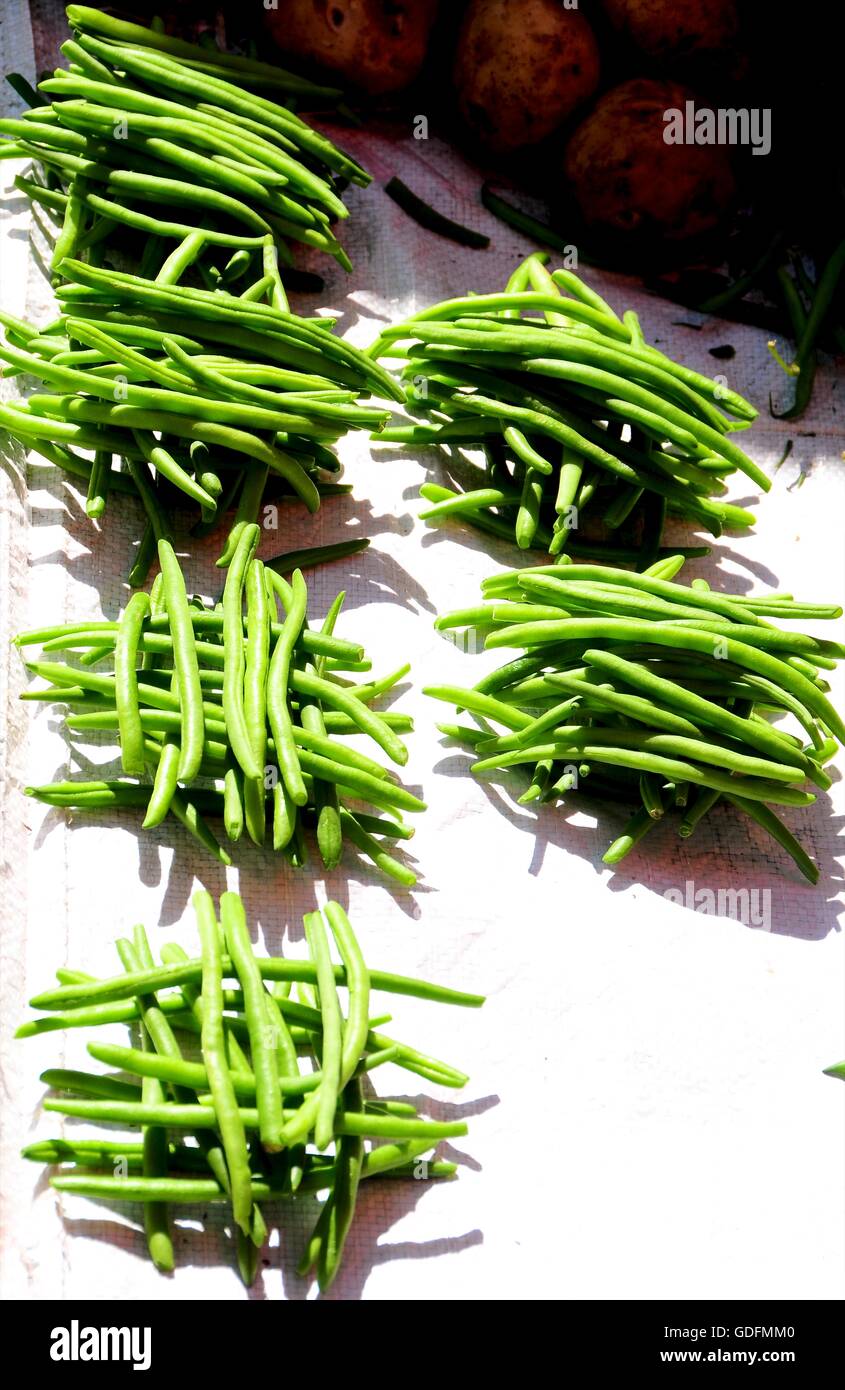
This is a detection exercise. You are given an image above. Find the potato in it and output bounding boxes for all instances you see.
[454,0,600,154]
[600,0,739,63]
[564,79,735,242]
[263,0,439,97]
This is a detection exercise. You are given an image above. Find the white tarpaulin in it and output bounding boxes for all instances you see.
[1,2,843,1300]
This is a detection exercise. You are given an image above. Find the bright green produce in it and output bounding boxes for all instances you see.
[0,261,400,576]
[427,558,844,881]
[369,255,765,568]
[0,5,367,277]
[17,531,423,884]
[19,891,482,1290]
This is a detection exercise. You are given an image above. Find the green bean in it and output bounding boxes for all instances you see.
[409,319,730,432]
[223,764,245,842]
[84,446,110,518]
[514,463,542,549]
[721,793,818,884]
[298,599,343,868]
[272,779,296,851]
[480,183,582,260]
[134,733,180,819]
[339,810,416,887]
[41,1066,139,1102]
[473,724,806,785]
[580,649,831,780]
[57,260,401,401]
[551,269,621,324]
[293,911,343,1150]
[264,539,369,583]
[221,524,263,781]
[644,554,687,581]
[22,1138,143,1166]
[78,186,268,247]
[51,608,361,666]
[774,238,845,421]
[65,318,190,392]
[402,291,629,340]
[30,952,484,1013]
[170,787,233,865]
[243,558,271,845]
[515,569,761,627]
[121,933,243,1222]
[43,1094,468,1141]
[419,486,518,521]
[22,992,466,1085]
[544,671,700,737]
[221,893,285,1149]
[45,1150,453,1204]
[76,41,351,207]
[31,393,322,511]
[194,891,253,1233]
[385,176,489,248]
[154,230,208,288]
[262,234,288,312]
[265,568,308,804]
[316,1076,364,1290]
[50,176,86,272]
[512,697,581,747]
[639,772,667,820]
[157,539,204,781]
[164,336,385,430]
[139,1042,174,1271]
[121,946,176,1292]
[295,748,423,813]
[679,786,722,838]
[0,339,334,439]
[324,903,372,1083]
[523,253,570,326]
[289,668,409,765]
[423,684,531,732]
[66,6,341,97]
[484,618,844,742]
[113,590,151,775]
[603,799,667,864]
[241,273,274,303]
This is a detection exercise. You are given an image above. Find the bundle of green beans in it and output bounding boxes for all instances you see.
[18,528,423,884]
[19,890,482,1290]
[0,261,401,578]
[369,254,766,568]
[426,555,844,881]
[0,5,366,277]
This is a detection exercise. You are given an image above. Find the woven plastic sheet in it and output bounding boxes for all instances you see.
[1,6,843,1301]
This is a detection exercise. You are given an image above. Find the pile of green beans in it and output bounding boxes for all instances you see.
[0,5,367,277]
[19,889,482,1290]
[18,528,423,884]
[369,255,766,568]
[427,556,844,881]
[0,261,401,577]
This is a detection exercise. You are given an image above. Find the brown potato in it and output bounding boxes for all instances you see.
[564,78,735,242]
[263,0,439,97]
[600,0,740,62]
[454,0,600,154]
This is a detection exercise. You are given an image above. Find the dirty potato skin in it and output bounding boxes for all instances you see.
[264,0,439,97]
[600,0,740,62]
[564,79,735,242]
[454,0,600,154]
